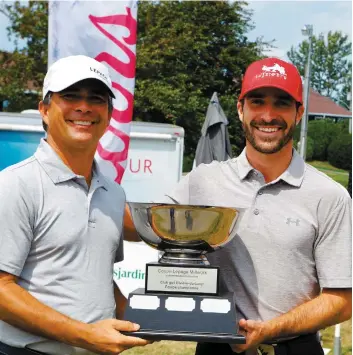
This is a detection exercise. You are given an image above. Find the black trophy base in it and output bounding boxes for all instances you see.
[122,288,245,344]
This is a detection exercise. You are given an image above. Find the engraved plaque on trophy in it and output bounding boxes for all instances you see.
[122,203,245,344]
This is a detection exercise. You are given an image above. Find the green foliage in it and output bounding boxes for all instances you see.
[0,1,48,112]
[1,1,267,160]
[134,1,264,159]
[182,155,194,173]
[294,120,347,161]
[327,132,352,170]
[287,31,352,105]
[305,136,314,161]
[309,120,342,161]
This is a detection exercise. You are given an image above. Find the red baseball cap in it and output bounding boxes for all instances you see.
[239,58,303,104]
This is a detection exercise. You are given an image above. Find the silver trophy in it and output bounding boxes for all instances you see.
[123,203,245,343]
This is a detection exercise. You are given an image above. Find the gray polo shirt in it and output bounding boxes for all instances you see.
[167,149,352,322]
[0,139,125,354]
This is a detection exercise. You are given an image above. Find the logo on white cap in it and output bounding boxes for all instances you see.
[90,67,109,83]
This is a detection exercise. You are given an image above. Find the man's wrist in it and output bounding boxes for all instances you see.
[64,320,93,350]
[261,320,279,342]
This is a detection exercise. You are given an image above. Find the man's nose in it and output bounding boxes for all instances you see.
[74,98,92,113]
[261,104,278,122]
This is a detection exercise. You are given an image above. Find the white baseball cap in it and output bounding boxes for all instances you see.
[42,55,115,99]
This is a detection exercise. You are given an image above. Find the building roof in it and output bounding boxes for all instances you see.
[309,88,351,118]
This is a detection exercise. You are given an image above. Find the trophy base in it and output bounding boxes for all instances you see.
[124,329,245,343]
[122,288,245,344]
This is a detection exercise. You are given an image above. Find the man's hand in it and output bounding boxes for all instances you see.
[231,288,352,353]
[230,319,268,354]
[83,319,151,354]
[0,272,150,354]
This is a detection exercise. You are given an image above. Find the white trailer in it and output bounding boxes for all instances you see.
[0,112,184,202]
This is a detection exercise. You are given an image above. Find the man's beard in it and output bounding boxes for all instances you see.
[242,118,296,154]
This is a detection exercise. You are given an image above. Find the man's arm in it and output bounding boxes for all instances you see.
[0,271,149,354]
[231,288,352,353]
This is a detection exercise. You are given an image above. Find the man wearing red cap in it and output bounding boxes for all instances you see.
[165,58,352,355]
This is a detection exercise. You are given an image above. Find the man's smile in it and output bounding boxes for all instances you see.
[66,120,98,127]
[256,127,281,133]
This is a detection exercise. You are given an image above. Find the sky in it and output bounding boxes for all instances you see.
[0,0,352,60]
[246,0,352,60]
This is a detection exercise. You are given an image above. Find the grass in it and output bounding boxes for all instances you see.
[124,341,196,355]
[308,161,349,174]
[321,320,352,355]
[125,160,351,355]
[125,322,352,355]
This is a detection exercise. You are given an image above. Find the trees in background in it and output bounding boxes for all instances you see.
[328,133,352,171]
[0,1,48,112]
[289,32,351,192]
[134,1,264,166]
[294,120,350,162]
[2,1,350,177]
[288,31,352,108]
[1,0,265,168]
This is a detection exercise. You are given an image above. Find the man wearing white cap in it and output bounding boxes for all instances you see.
[0,55,150,355]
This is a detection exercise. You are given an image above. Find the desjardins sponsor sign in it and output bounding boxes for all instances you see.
[114,267,145,280]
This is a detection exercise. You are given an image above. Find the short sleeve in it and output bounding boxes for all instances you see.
[315,191,352,288]
[0,173,34,276]
[165,172,191,204]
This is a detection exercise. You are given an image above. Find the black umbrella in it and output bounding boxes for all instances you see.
[195,92,232,166]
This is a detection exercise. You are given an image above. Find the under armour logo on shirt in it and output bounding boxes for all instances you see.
[286,218,300,226]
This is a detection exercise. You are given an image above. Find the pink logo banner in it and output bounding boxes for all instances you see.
[48,1,138,183]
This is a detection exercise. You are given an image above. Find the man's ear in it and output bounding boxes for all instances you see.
[38,101,49,127]
[296,104,305,125]
[237,101,244,122]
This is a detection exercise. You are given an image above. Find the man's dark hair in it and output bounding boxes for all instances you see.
[42,92,51,132]
[108,96,113,113]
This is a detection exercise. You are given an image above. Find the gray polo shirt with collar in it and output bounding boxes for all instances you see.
[166,148,352,322]
[0,139,125,354]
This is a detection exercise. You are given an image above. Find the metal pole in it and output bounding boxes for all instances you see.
[333,324,341,355]
[348,91,352,134]
[299,30,313,160]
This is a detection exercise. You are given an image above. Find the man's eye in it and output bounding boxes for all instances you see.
[62,93,79,100]
[89,96,107,104]
[250,99,263,105]
[277,100,291,107]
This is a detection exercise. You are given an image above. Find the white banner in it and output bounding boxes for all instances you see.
[48,0,138,183]
[114,241,159,298]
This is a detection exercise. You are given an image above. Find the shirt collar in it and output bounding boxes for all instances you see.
[236,148,254,180]
[34,139,109,190]
[236,147,305,187]
[279,149,305,187]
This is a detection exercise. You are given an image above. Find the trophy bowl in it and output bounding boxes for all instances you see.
[123,202,246,343]
[128,202,241,265]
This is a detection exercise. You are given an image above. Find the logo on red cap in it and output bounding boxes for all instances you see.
[257,63,287,79]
